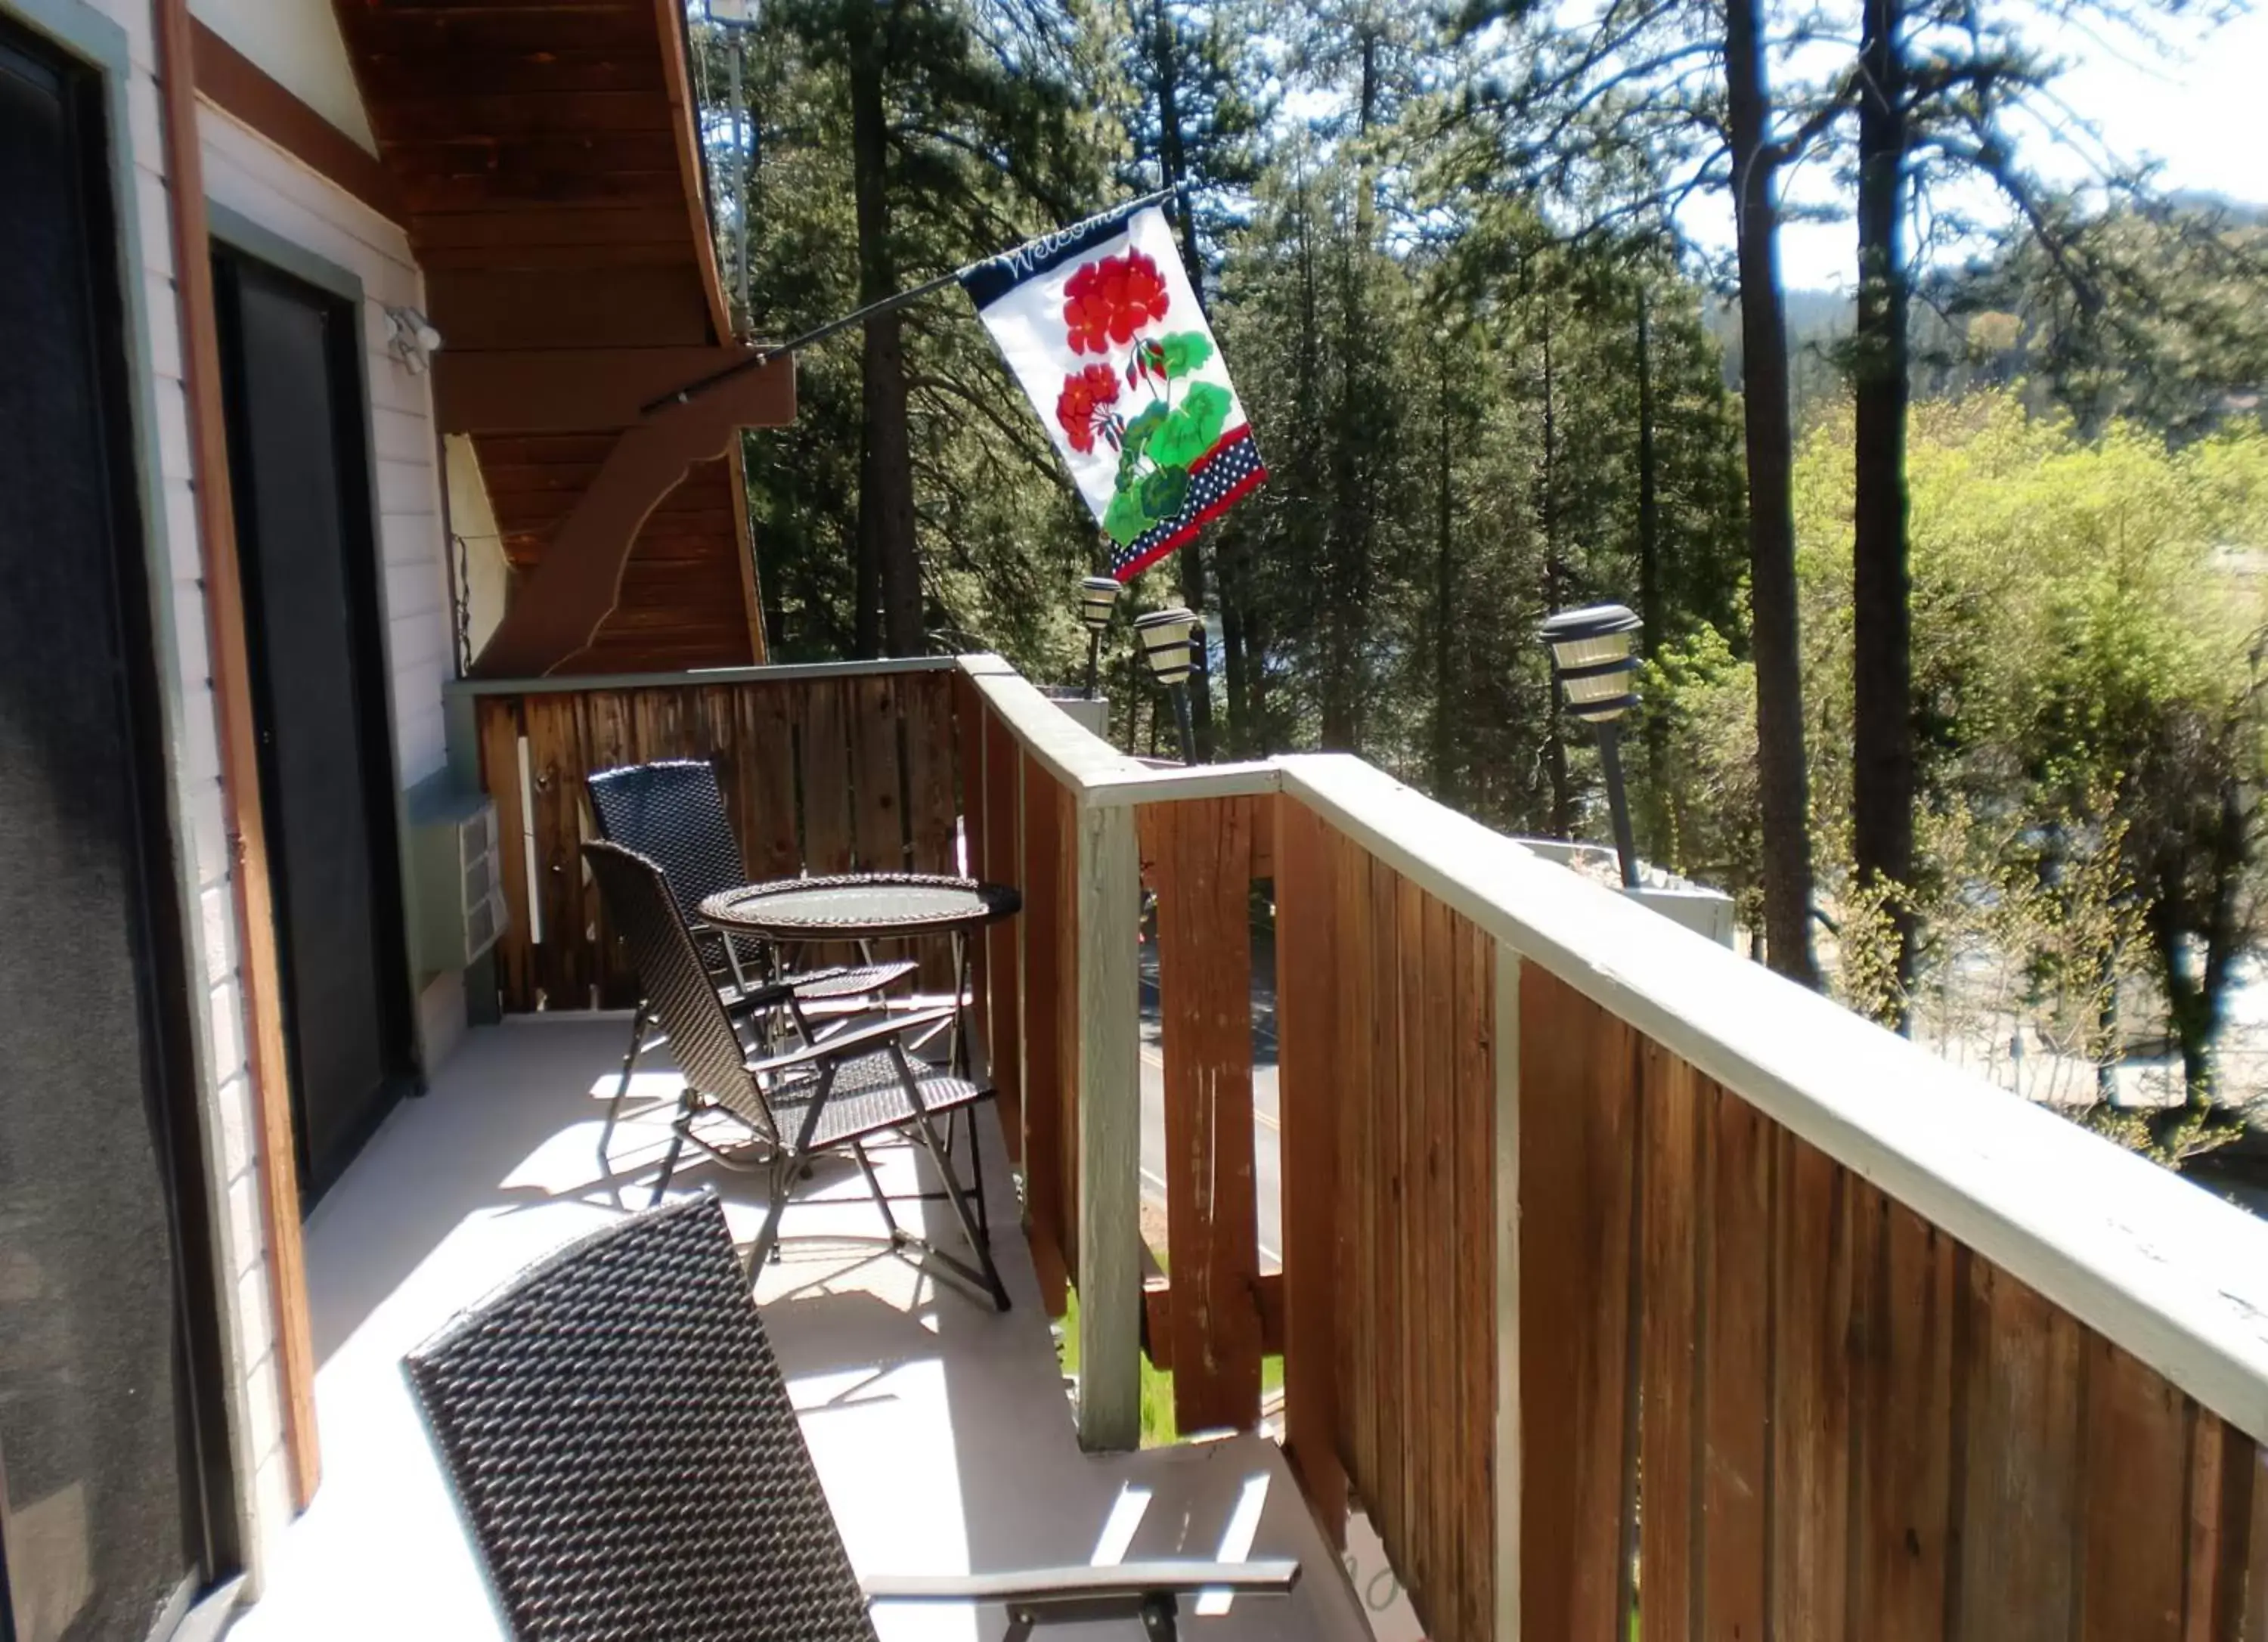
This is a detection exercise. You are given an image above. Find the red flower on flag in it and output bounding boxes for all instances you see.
[1063,250,1171,355]
[1055,363,1121,454]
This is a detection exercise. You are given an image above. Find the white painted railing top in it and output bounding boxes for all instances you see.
[959,656,2268,1442]
[1272,753,2268,1447]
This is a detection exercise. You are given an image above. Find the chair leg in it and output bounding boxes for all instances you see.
[600,1002,649,1174]
[747,1154,795,1274]
[903,1105,1009,1310]
[965,1105,992,1246]
[850,1141,903,1241]
[648,1086,693,1208]
[749,1065,839,1269]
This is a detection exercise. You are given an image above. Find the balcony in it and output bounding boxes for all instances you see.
[234,655,2268,1640]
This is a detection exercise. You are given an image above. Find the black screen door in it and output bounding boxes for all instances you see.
[0,20,228,1640]
[211,248,416,1203]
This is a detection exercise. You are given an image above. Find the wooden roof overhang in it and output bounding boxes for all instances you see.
[331,0,795,676]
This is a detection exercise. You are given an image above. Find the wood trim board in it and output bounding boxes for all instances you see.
[190,17,401,226]
[158,0,321,1508]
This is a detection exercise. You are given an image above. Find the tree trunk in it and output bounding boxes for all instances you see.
[1635,287,1668,858]
[1852,0,1915,1007]
[1179,536,1216,759]
[1219,541,1252,755]
[1725,0,1822,986]
[1539,318,1572,838]
[847,11,922,657]
[1146,0,1214,756]
[1433,339,1456,801]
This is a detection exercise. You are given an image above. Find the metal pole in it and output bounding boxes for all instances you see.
[1084,632,1102,700]
[1170,688,1196,765]
[1596,720,1641,888]
[643,183,1186,414]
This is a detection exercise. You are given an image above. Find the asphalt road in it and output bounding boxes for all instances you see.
[1137,928,1284,1267]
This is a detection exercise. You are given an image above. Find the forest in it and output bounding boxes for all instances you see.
[687,0,2268,1140]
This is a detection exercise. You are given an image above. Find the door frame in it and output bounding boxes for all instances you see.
[206,218,423,1201]
[0,0,243,1606]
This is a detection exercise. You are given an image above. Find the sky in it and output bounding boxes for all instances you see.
[1703,5,2268,290]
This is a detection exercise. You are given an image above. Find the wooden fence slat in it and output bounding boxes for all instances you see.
[734,683,801,881]
[1452,913,1495,1642]
[1702,1081,1771,1642]
[1519,967,1639,1642]
[950,677,988,1051]
[522,691,587,1008]
[1334,830,1374,1496]
[800,678,854,875]
[850,673,904,872]
[628,686,690,767]
[906,671,956,875]
[1954,1260,2086,1642]
[1019,751,1070,1313]
[1151,797,1262,1434]
[1416,888,1455,1637]
[1771,1130,1854,1642]
[476,697,534,1012]
[2242,1437,2267,1642]
[2183,1414,2229,1642]
[2077,1337,2192,1642]
[1054,777,1082,1281]
[1853,1191,1955,1642]
[579,688,632,1008]
[1275,795,1349,1538]
[1639,1043,1703,1642]
[1371,858,1406,1557]
[981,711,1023,1161]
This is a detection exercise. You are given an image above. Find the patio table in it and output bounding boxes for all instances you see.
[700,872,1020,1073]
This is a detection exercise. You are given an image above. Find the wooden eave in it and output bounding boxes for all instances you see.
[331,0,791,673]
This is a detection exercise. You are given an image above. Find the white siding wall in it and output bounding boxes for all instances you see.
[198,109,454,789]
[40,0,301,1585]
[187,0,374,153]
[16,0,465,1590]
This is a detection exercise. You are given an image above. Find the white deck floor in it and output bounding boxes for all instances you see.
[223,1016,1371,1641]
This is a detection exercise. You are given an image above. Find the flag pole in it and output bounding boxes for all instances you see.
[643,182,1187,416]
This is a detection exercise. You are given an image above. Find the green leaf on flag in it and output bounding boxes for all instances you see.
[1140,466,1191,519]
[1147,383,1230,468]
[1118,401,1167,469]
[1156,332,1214,379]
[1103,482,1151,547]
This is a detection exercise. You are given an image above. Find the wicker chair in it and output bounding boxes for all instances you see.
[405,1195,1298,1640]
[582,838,1007,1308]
[584,758,917,1169]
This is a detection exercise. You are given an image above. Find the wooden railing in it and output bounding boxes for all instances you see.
[445,658,961,1012]
[964,667,2268,1642]
[453,653,2268,1641]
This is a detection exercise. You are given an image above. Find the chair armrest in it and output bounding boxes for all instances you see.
[745,1005,958,1077]
[862,1558,1300,1604]
[722,979,795,1015]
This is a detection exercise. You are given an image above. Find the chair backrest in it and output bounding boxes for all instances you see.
[586,760,751,931]
[582,839,773,1140]
[405,1195,878,1642]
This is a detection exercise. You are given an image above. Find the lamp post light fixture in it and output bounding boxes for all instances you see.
[1134,606,1202,764]
[1077,575,1121,699]
[1541,602,1644,889]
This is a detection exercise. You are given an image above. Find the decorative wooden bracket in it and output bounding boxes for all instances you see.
[467,352,795,679]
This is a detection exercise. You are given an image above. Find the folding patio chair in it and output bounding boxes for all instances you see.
[585,758,917,1166]
[405,1194,1298,1640]
[581,838,1007,1308]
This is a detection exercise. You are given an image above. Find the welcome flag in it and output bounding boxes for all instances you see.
[960,201,1266,581]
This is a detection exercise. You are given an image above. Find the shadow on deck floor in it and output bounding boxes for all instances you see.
[223,1016,1368,1641]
